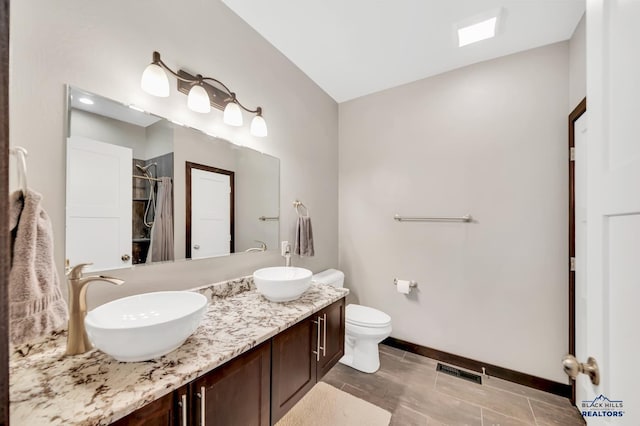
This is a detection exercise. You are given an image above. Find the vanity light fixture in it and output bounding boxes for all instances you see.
[140,51,268,137]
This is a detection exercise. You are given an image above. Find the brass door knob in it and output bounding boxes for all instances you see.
[562,354,600,385]
[121,254,131,262]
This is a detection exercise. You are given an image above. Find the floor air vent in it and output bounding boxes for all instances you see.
[436,363,482,385]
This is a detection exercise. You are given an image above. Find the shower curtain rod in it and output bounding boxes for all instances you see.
[133,174,167,182]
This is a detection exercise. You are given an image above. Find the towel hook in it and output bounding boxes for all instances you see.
[293,200,309,217]
[9,146,28,194]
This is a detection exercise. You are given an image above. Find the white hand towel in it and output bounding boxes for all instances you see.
[9,189,68,346]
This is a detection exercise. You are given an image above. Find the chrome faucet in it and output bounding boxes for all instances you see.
[65,263,124,355]
[244,240,268,253]
[283,243,292,267]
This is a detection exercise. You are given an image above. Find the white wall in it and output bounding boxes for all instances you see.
[145,121,173,160]
[235,149,280,252]
[569,14,586,110]
[171,125,280,258]
[173,126,238,260]
[69,109,147,158]
[10,0,339,307]
[339,43,569,382]
[70,109,175,160]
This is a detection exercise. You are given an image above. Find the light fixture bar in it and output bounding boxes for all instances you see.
[141,51,267,137]
[177,70,230,111]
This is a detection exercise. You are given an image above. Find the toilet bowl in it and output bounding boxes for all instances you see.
[312,269,392,374]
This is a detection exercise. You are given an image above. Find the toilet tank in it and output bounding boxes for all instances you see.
[312,269,344,288]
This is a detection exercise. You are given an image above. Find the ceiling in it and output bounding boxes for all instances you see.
[222,0,585,103]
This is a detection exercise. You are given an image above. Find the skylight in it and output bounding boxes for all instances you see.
[456,9,501,47]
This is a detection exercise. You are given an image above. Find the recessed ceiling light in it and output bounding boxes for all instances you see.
[78,97,94,105]
[456,8,501,47]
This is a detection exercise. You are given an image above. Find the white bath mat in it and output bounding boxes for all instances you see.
[276,382,392,426]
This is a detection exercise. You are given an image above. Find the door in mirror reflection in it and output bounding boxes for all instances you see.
[66,136,132,272]
[189,163,234,259]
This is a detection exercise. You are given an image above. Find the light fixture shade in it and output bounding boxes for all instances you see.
[223,102,243,126]
[250,114,268,137]
[141,63,170,97]
[187,85,211,113]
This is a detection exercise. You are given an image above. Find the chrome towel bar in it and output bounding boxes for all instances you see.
[394,214,472,223]
[258,216,279,221]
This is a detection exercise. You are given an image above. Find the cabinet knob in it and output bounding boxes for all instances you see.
[121,254,131,262]
[194,244,200,250]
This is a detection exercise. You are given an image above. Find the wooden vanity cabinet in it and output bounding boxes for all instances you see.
[316,298,346,379]
[111,385,187,426]
[270,314,318,422]
[111,297,345,426]
[271,298,345,424]
[192,341,271,426]
[111,342,270,426]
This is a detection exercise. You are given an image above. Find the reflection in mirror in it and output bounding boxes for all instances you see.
[66,87,279,272]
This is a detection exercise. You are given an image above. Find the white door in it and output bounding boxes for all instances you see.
[575,1,640,423]
[574,112,590,408]
[191,169,231,259]
[66,137,132,272]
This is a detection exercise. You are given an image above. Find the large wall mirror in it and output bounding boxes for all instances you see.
[66,87,279,272]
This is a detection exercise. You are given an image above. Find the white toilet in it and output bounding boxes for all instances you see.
[312,269,392,373]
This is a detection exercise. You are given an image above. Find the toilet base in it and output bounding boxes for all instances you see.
[339,336,382,373]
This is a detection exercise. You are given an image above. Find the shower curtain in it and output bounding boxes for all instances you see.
[146,177,174,263]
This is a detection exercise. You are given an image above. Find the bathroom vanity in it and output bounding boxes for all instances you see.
[9,278,347,425]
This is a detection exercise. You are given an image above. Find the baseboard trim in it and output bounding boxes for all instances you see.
[382,337,572,399]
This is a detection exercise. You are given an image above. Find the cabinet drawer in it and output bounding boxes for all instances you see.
[193,341,271,426]
[271,317,317,423]
[111,390,179,426]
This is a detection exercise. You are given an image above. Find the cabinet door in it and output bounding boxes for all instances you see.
[193,341,270,426]
[317,298,346,379]
[271,317,318,424]
[111,388,181,426]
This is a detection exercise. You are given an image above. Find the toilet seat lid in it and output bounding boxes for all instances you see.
[346,304,391,328]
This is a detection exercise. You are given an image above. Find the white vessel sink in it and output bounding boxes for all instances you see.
[253,266,313,302]
[85,291,208,362]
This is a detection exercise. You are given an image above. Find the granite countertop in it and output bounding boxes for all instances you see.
[9,279,348,426]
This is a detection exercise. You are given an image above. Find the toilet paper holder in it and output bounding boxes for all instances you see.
[393,278,418,289]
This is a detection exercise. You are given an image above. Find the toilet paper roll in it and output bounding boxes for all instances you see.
[396,279,411,294]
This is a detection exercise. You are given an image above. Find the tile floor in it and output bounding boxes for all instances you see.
[321,344,586,426]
